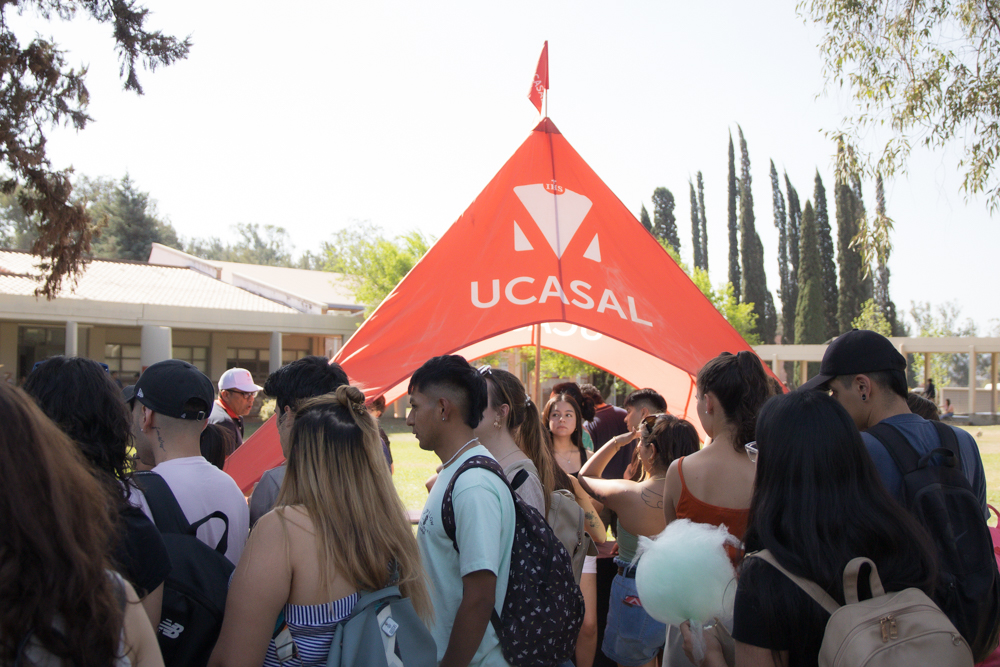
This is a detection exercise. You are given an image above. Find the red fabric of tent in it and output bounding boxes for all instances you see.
[226,118,759,493]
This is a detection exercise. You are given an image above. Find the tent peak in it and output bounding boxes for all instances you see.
[532,117,561,134]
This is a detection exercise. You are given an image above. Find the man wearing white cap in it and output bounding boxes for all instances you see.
[209,367,262,449]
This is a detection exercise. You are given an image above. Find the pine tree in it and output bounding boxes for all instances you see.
[696,171,708,271]
[796,201,827,379]
[813,171,839,340]
[689,180,701,268]
[835,161,873,332]
[737,127,775,342]
[651,187,679,251]
[728,133,740,302]
[93,175,178,261]
[639,203,652,233]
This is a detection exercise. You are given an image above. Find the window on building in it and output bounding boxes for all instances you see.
[173,346,208,374]
[226,348,270,383]
[105,344,142,375]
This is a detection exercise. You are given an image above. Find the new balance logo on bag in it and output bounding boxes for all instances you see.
[158,620,184,640]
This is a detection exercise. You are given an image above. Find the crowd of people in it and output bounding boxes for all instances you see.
[0,328,996,667]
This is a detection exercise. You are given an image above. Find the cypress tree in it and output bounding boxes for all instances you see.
[737,126,774,342]
[689,180,702,269]
[873,173,899,333]
[651,187,679,251]
[835,164,872,332]
[770,160,793,344]
[696,171,708,271]
[783,174,801,344]
[796,201,826,378]
[728,132,740,302]
[639,203,652,233]
[813,171,839,339]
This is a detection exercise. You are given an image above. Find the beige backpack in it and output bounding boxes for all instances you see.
[752,550,973,667]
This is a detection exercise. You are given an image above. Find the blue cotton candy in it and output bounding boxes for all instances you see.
[633,519,737,627]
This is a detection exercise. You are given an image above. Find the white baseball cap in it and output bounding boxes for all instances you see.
[219,367,263,393]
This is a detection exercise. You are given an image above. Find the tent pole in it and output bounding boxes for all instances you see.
[534,323,542,404]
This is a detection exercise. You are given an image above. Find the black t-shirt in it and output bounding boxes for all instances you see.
[113,505,172,597]
[732,557,830,666]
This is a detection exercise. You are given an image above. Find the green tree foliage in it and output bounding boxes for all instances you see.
[801,0,1000,215]
[872,173,899,333]
[186,223,298,267]
[909,301,985,389]
[0,186,40,250]
[795,201,826,345]
[696,171,708,272]
[320,223,433,316]
[771,160,794,345]
[783,174,802,344]
[0,1,189,296]
[90,175,178,261]
[660,238,759,345]
[835,162,872,332]
[737,127,775,343]
[639,203,652,233]
[727,132,740,302]
[689,180,702,270]
[813,171,839,339]
[651,187,679,251]
[852,298,892,337]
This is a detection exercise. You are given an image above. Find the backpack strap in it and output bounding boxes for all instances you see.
[842,557,886,604]
[751,550,841,615]
[135,470,230,556]
[439,455,513,644]
[511,468,530,490]
[866,420,963,475]
[441,455,513,551]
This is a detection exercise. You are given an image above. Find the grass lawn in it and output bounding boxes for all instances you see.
[382,419,1000,523]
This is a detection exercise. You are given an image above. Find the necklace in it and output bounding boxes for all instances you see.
[441,437,480,468]
[556,449,576,466]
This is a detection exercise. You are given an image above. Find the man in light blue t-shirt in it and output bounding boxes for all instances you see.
[409,355,515,667]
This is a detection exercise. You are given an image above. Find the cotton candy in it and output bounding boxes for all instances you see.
[634,519,738,626]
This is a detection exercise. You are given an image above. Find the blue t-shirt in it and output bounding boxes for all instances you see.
[862,413,988,520]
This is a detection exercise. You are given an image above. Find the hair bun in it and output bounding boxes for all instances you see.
[336,385,368,416]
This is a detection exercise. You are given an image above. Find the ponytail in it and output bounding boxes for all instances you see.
[697,351,771,451]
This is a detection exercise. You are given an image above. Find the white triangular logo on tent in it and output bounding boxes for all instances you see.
[513,221,533,251]
[583,234,601,262]
[514,184,593,258]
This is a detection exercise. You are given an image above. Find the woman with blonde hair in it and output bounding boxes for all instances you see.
[210,386,430,667]
[0,382,162,667]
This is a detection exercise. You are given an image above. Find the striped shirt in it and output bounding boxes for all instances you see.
[262,592,358,666]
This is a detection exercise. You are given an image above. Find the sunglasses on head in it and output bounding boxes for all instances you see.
[477,364,493,377]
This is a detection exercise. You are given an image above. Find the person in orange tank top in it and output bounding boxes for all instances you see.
[660,351,774,667]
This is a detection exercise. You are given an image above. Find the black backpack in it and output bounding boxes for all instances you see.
[442,455,584,667]
[136,471,236,667]
[866,421,1000,662]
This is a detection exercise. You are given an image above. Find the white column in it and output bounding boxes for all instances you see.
[270,331,282,374]
[140,326,172,370]
[65,321,78,357]
[969,345,977,415]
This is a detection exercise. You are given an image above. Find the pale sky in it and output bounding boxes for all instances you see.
[10,1,998,332]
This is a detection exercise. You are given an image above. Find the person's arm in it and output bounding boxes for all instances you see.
[208,512,293,667]
[579,431,635,480]
[122,580,165,667]
[663,458,681,525]
[568,475,606,543]
[735,641,787,667]
[439,569,497,667]
[139,582,163,629]
[248,470,280,529]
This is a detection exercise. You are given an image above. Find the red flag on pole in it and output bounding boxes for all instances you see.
[528,41,548,114]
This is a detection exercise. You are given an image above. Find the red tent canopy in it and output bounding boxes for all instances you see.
[226,118,760,493]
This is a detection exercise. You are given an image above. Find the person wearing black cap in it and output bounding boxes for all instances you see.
[131,359,250,565]
[800,329,988,518]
